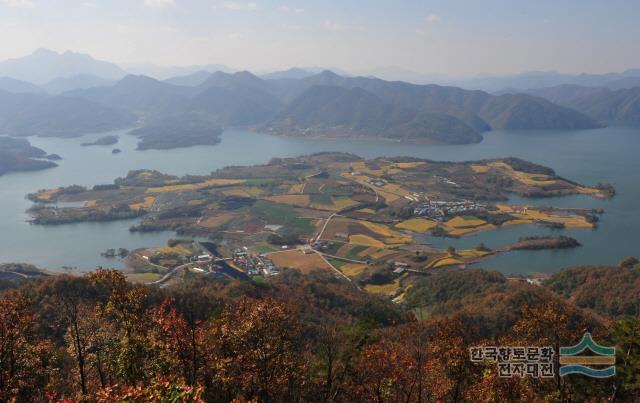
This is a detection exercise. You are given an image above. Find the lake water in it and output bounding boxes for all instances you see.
[1,127,638,274]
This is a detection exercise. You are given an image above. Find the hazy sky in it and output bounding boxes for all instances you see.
[1,0,639,76]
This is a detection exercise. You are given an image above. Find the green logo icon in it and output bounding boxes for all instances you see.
[559,333,615,378]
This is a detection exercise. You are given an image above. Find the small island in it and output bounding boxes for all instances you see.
[0,137,58,176]
[508,236,582,250]
[112,148,121,154]
[129,115,223,150]
[81,135,119,147]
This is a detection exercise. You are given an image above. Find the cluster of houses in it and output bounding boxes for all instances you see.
[413,200,486,221]
[365,177,386,188]
[233,247,280,277]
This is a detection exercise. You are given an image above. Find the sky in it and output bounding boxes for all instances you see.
[0,0,639,77]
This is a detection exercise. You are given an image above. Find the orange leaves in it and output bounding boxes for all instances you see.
[211,297,307,401]
[96,378,204,403]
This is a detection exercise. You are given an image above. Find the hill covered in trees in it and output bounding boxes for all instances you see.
[0,261,639,401]
[0,137,57,176]
[502,85,640,126]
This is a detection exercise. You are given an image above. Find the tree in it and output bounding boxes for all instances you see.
[149,298,209,386]
[0,291,53,401]
[212,297,307,402]
[611,317,640,400]
[88,269,152,386]
[96,378,204,402]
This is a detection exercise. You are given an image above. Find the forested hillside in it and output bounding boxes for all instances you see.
[1,261,639,401]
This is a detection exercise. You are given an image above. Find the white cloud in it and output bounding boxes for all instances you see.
[82,1,97,7]
[227,32,243,40]
[223,1,257,11]
[0,0,35,8]
[425,14,441,23]
[144,0,175,8]
[279,5,303,13]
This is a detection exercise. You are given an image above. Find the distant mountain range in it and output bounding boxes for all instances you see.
[448,69,640,93]
[499,85,640,126]
[0,49,126,84]
[2,48,639,149]
[0,69,596,147]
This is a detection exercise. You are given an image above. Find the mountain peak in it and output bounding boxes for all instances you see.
[0,49,126,84]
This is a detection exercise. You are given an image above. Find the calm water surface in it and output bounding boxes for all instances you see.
[0,127,638,274]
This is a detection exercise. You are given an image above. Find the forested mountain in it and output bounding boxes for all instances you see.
[265,85,482,143]
[66,74,191,116]
[504,85,640,126]
[0,77,43,94]
[0,90,135,137]
[43,74,116,94]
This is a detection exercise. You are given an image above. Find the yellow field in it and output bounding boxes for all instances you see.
[158,244,192,256]
[358,246,381,258]
[359,221,412,245]
[512,209,593,229]
[369,249,396,259]
[360,221,394,236]
[457,249,491,259]
[340,263,367,277]
[576,186,603,196]
[356,208,375,214]
[349,234,386,248]
[333,197,360,210]
[395,161,426,169]
[365,278,402,295]
[487,161,563,186]
[447,223,496,236]
[199,213,235,229]
[223,188,251,197]
[34,189,57,201]
[396,218,438,232]
[471,164,491,173]
[130,196,155,210]
[341,172,410,203]
[487,161,512,171]
[84,200,97,207]
[268,250,332,273]
[430,257,464,268]
[266,194,311,207]
[446,216,487,228]
[147,179,245,193]
[288,183,305,194]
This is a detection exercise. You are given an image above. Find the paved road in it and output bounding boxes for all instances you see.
[146,262,191,286]
[315,212,338,242]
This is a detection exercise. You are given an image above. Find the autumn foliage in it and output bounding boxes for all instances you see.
[0,266,638,401]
